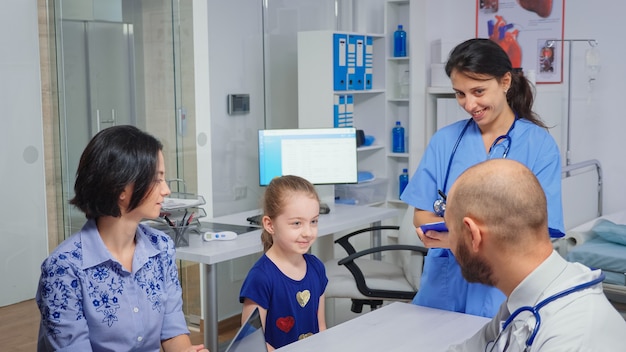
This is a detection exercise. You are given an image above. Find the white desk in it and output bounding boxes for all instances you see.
[175,204,399,352]
[276,302,491,351]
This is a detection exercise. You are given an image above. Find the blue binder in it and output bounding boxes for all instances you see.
[333,33,348,91]
[333,95,344,127]
[353,35,365,90]
[347,34,359,90]
[333,95,353,128]
[364,36,373,89]
[344,94,354,127]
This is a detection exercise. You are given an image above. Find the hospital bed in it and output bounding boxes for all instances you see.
[558,159,626,303]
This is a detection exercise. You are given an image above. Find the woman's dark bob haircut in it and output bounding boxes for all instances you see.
[70,125,163,219]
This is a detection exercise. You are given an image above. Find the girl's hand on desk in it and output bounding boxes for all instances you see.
[416,228,450,249]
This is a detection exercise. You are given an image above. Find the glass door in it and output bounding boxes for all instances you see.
[53,0,194,237]
[56,18,137,235]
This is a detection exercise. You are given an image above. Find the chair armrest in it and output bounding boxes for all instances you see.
[335,244,427,300]
[337,244,428,265]
[337,244,428,266]
[334,225,400,255]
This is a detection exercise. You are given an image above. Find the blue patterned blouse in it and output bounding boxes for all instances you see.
[36,219,190,351]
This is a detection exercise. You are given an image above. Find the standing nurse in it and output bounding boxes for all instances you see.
[400,38,565,318]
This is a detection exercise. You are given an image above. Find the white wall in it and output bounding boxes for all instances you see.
[563,1,625,215]
[0,0,48,306]
[206,0,265,217]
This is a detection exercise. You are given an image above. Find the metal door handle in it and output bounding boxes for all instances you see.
[96,109,116,132]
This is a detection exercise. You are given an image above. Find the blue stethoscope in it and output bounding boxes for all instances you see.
[433,116,517,217]
[487,272,606,352]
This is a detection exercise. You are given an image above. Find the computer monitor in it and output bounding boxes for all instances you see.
[257,127,358,186]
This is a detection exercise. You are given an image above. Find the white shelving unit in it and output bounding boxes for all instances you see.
[384,0,411,206]
[297,2,426,209]
[297,30,388,205]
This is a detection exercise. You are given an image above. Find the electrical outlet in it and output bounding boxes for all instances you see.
[233,185,247,200]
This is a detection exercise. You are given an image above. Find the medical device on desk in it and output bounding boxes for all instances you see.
[203,231,238,241]
[487,272,606,352]
[433,117,516,217]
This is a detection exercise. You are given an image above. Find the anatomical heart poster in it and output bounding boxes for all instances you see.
[476,0,564,83]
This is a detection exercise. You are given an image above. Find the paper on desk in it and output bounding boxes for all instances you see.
[162,197,203,210]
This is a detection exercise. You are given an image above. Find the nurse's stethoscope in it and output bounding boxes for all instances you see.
[486,272,606,352]
[433,116,517,217]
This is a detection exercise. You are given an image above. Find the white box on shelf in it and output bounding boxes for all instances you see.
[436,98,468,130]
[430,63,450,88]
[335,178,389,205]
[431,39,457,64]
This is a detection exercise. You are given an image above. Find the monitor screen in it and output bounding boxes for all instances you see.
[258,127,358,186]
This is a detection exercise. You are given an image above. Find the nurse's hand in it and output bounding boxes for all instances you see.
[416,227,450,249]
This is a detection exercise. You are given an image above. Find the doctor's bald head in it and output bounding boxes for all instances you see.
[446,159,549,253]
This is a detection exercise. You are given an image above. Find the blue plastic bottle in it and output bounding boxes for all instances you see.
[393,25,407,57]
[399,168,409,198]
[392,121,405,153]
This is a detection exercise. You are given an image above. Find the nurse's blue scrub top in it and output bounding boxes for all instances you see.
[400,118,565,317]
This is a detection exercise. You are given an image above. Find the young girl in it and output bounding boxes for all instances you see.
[239,175,328,351]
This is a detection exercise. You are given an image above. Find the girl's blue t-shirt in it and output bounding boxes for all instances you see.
[239,253,328,349]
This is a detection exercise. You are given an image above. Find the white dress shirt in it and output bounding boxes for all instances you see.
[448,251,626,351]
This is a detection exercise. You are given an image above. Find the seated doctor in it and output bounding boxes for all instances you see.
[445,159,626,351]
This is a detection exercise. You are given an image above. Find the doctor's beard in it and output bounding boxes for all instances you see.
[455,238,496,286]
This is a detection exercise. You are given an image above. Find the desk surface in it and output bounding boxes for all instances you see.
[174,204,399,265]
[276,302,490,351]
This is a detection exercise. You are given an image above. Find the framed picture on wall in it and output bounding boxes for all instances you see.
[476,0,565,84]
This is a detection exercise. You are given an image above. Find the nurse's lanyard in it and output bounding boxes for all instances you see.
[433,116,517,217]
[486,272,606,352]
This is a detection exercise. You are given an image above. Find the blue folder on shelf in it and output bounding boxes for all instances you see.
[344,94,354,127]
[333,94,353,128]
[353,35,365,90]
[347,34,359,90]
[333,33,348,91]
[334,95,344,127]
[364,36,373,89]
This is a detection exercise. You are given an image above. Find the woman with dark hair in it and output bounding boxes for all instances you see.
[36,125,208,352]
[400,38,564,318]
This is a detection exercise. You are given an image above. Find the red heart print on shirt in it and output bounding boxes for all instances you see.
[276,316,295,333]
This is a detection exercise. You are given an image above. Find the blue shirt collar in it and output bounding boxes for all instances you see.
[79,218,161,273]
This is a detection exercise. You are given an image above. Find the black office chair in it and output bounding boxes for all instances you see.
[324,208,428,313]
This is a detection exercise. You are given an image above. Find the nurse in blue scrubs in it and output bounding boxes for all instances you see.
[400,38,565,318]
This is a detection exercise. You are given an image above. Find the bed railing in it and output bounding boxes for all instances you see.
[561,159,602,229]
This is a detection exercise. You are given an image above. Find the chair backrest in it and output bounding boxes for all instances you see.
[398,207,425,290]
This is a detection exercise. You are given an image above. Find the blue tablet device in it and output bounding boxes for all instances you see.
[420,221,448,233]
